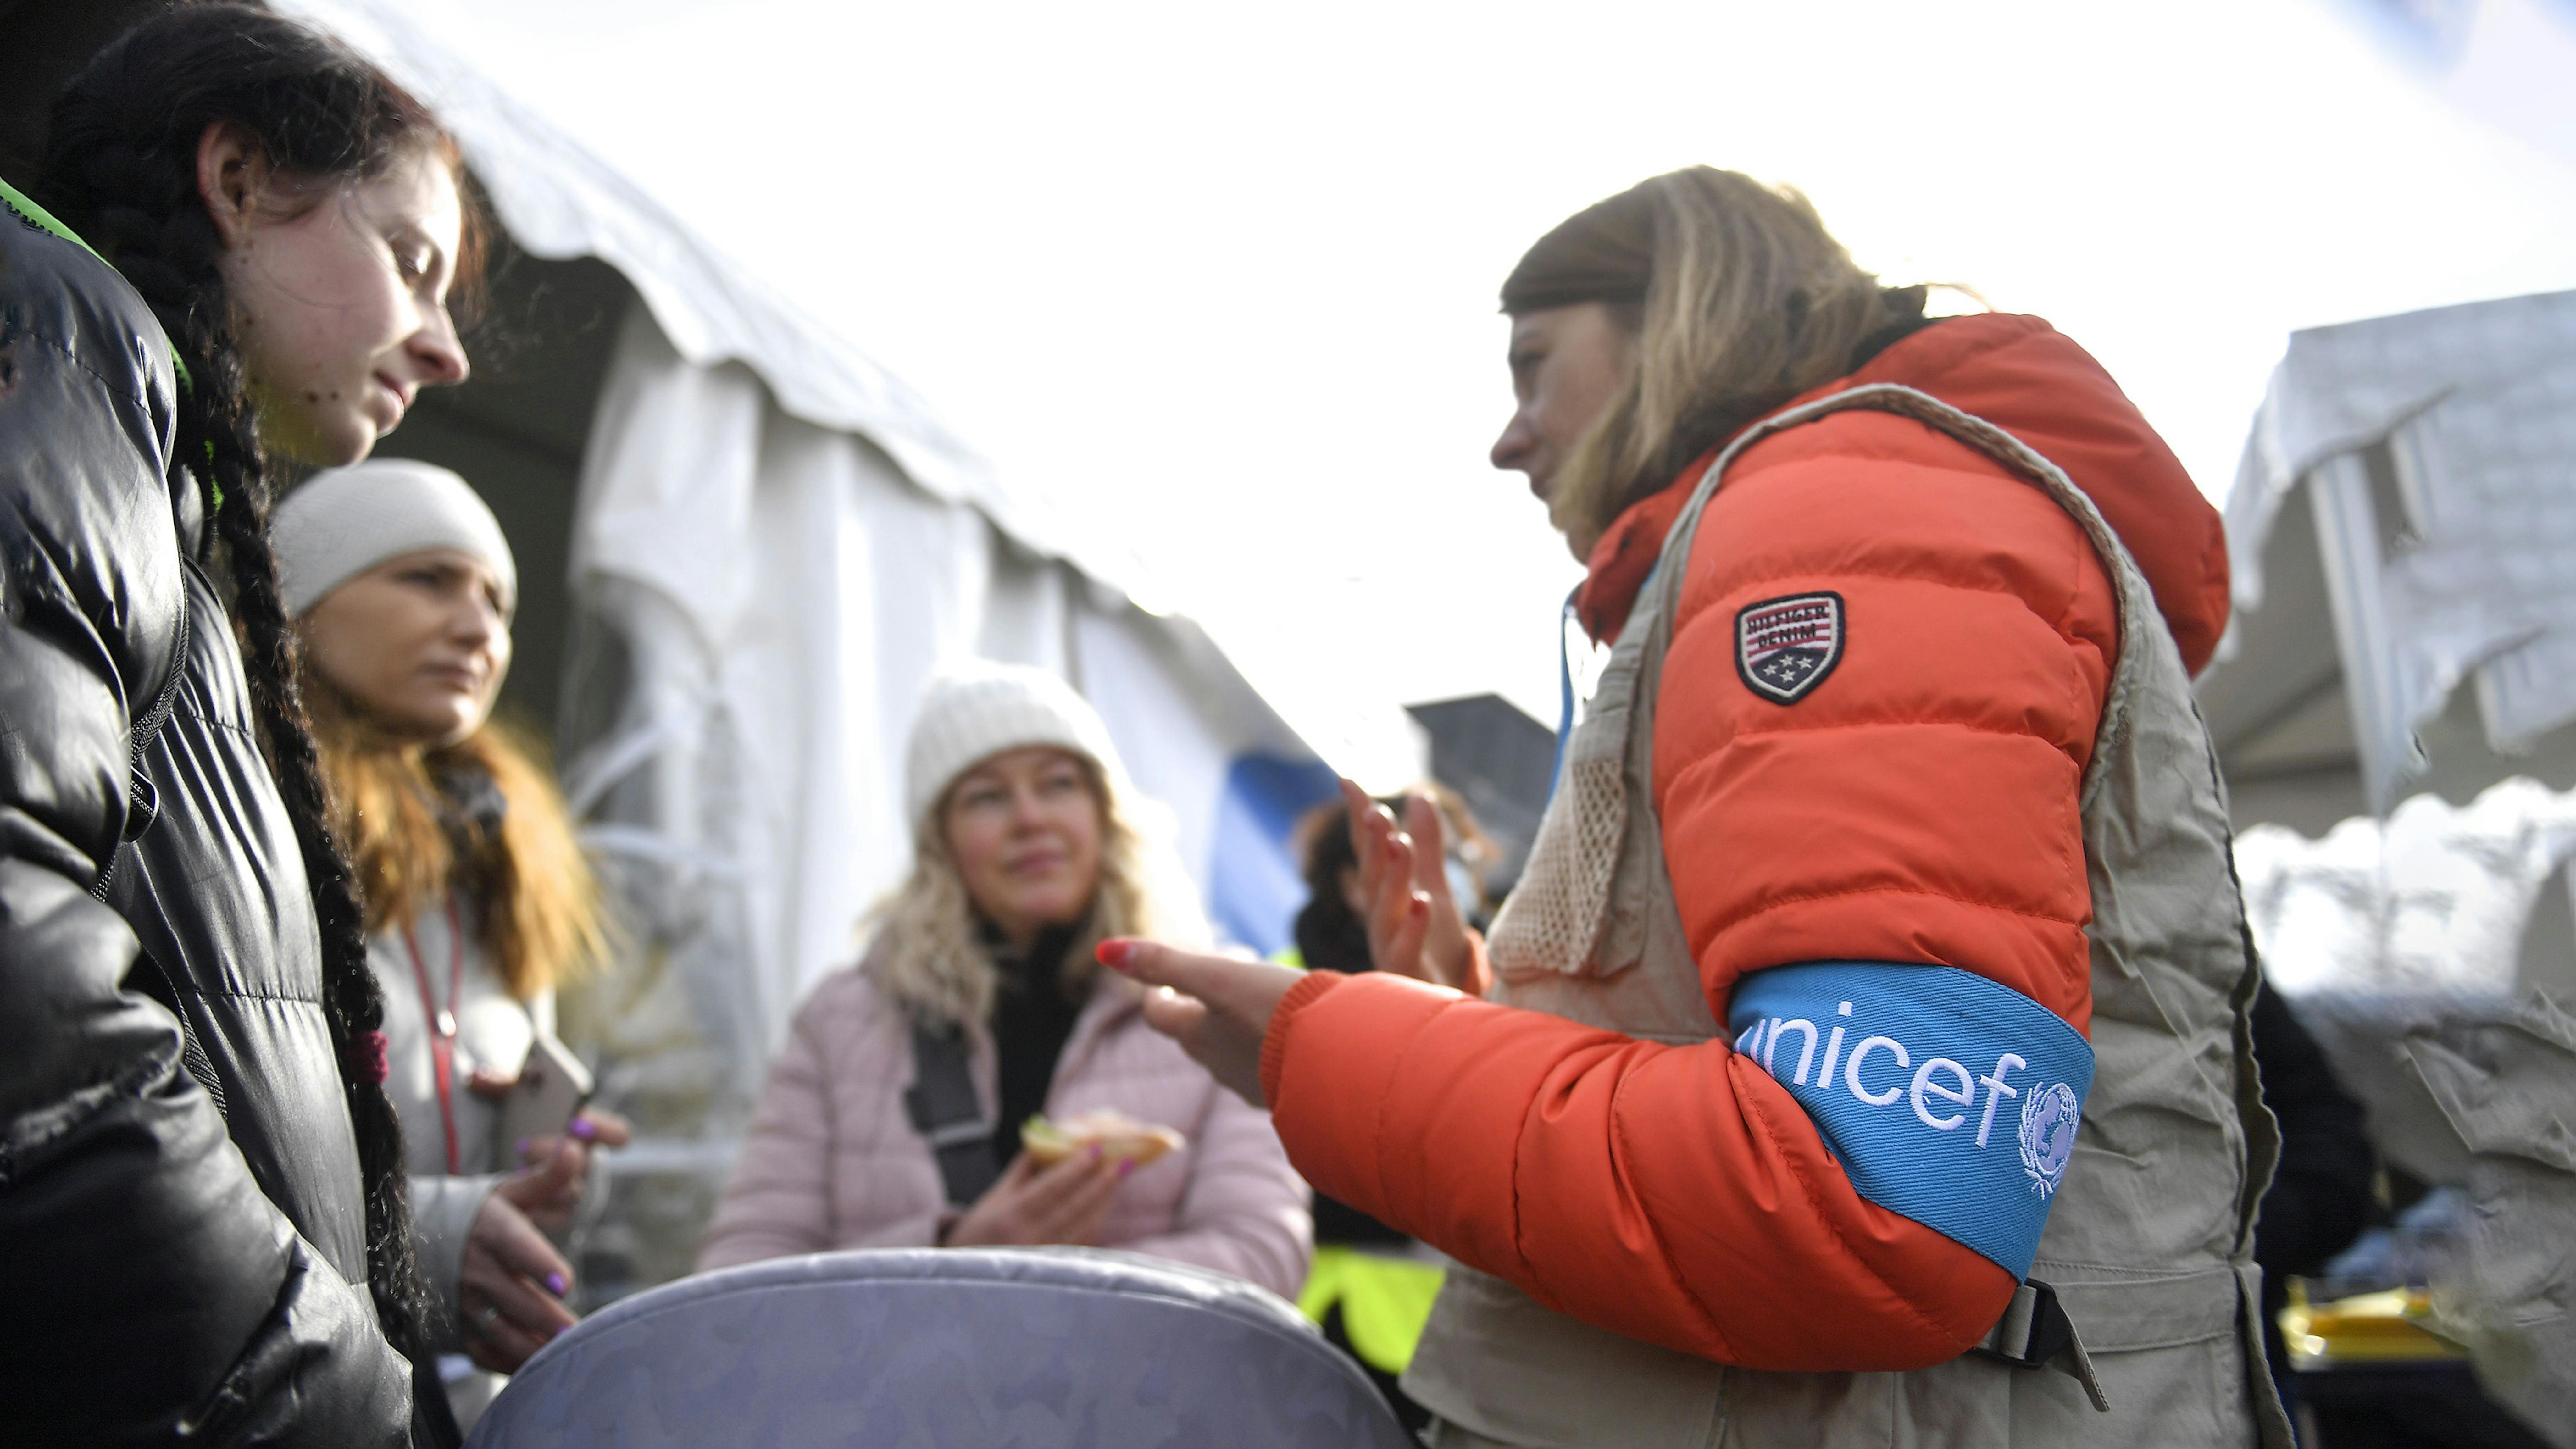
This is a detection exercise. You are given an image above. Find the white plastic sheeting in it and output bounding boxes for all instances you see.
[2236,778,2576,1001]
[2401,997,2576,1449]
[2235,780,2576,1444]
[2235,777,2575,1188]
[2225,290,2576,811]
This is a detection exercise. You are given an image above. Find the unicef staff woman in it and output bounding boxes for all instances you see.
[1103,168,2288,1448]
[274,460,626,1427]
[700,663,1309,1298]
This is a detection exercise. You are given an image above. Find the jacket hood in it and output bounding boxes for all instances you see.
[1574,312,2231,674]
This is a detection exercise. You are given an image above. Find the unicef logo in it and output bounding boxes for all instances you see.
[2018,1082,2081,1197]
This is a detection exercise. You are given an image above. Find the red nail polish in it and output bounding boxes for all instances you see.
[1096,939,1134,969]
[1409,893,1430,918]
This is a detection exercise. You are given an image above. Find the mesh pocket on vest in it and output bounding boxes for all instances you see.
[1488,748,1627,979]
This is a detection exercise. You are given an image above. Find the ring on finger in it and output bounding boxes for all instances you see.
[467,1302,502,1336]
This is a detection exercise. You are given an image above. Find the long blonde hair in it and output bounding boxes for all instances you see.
[866,756,1208,1029]
[1529,167,1927,552]
[311,690,605,1002]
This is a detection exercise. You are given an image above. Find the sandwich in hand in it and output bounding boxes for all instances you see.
[1021,1108,1185,1168]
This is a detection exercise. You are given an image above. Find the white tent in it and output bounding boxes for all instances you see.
[2203,289,2576,830]
[2200,291,2576,1444]
[272,0,1381,1285]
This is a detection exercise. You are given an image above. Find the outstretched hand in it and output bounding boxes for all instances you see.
[1101,939,1303,1107]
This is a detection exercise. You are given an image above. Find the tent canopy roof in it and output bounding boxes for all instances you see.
[2202,289,2576,834]
[278,0,1152,611]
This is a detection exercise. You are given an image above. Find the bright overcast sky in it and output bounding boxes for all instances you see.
[409,0,2576,775]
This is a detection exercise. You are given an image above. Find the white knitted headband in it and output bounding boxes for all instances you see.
[270,458,518,619]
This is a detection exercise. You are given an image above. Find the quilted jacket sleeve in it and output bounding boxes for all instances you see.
[1259,412,2117,1370]
[0,224,408,1444]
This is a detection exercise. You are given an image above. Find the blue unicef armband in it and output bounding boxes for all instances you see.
[1727,962,2092,1280]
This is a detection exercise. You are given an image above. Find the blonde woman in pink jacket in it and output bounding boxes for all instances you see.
[698,663,1313,1298]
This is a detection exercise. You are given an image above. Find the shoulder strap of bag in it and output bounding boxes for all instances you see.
[905,1019,1002,1208]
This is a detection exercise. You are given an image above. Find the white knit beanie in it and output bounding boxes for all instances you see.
[905,662,1128,830]
[270,458,517,619]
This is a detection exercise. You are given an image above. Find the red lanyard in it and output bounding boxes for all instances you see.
[402,897,467,1175]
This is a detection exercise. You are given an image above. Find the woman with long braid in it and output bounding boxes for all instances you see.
[2,7,475,1442]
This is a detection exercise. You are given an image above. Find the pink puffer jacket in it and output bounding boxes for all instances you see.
[698,954,1312,1299]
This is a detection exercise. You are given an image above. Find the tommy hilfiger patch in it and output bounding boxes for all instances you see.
[1736,591,1845,704]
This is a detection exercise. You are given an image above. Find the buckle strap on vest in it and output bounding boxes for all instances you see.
[904,1019,1002,1208]
[1972,1279,2110,1413]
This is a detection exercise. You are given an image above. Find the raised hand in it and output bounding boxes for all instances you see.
[1341,778,1482,993]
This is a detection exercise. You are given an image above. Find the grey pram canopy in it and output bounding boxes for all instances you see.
[466,1247,1413,1448]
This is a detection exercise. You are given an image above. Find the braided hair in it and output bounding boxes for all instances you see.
[39,4,478,1355]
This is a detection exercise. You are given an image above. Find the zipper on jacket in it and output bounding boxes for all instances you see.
[84,595,226,1121]
[88,591,189,901]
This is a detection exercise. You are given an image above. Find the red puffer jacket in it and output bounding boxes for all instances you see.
[1255,313,2228,1370]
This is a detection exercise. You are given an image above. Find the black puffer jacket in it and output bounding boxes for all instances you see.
[0,197,411,1441]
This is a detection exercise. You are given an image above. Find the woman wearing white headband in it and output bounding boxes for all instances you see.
[273,457,626,1429]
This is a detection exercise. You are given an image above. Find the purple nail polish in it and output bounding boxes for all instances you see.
[569,1118,596,1142]
[516,1137,531,1158]
[554,1323,572,1339]
[1118,1159,1136,1180]
[546,1271,568,1296]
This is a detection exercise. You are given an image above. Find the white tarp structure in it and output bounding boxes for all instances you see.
[2235,782,2576,1444]
[2209,291,2576,1444]
[277,0,1369,1280]
[2219,289,2576,816]
[2237,780,2576,1003]
[555,311,1335,1118]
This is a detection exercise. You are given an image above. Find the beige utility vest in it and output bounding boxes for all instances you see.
[1403,386,2292,1448]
